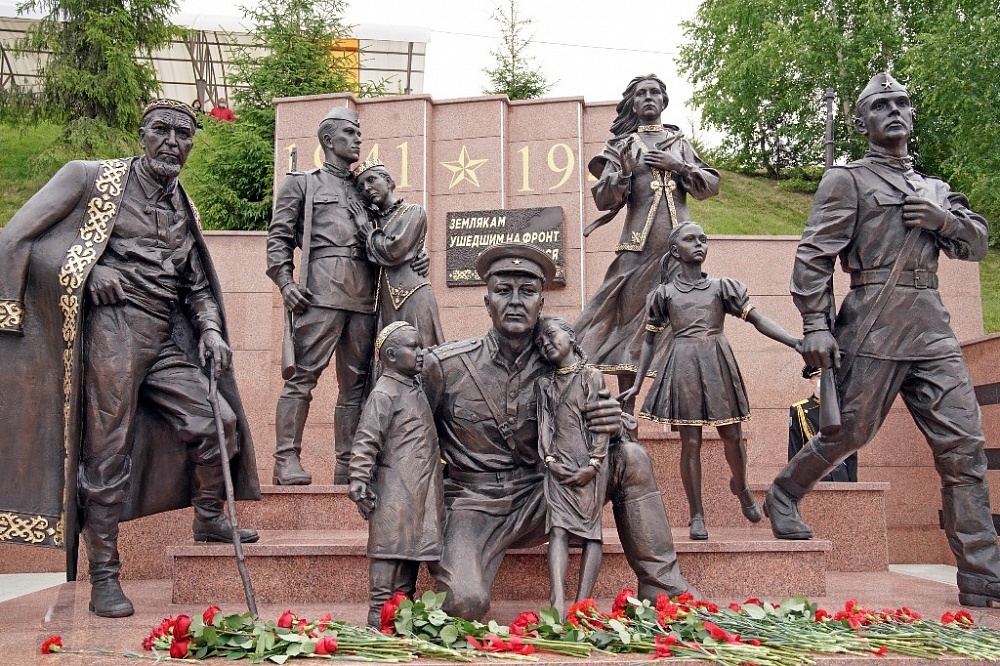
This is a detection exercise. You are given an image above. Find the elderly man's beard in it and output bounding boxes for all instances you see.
[147,157,182,179]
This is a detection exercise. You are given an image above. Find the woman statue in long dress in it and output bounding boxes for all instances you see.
[574,74,720,412]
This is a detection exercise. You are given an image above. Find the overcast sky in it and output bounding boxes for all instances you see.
[175,0,709,138]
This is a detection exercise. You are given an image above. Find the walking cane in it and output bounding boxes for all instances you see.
[207,356,259,616]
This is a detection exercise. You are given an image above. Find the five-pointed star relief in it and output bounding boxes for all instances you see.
[441,146,488,189]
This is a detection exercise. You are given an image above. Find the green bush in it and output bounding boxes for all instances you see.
[28,117,139,175]
[181,119,273,231]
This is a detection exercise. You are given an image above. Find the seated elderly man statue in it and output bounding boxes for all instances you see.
[765,73,1000,608]
[0,99,260,618]
[416,242,694,620]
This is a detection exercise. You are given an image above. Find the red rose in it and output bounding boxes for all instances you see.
[203,605,222,626]
[173,614,192,639]
[509,611,540,636]
[278,610,296,629]
[611,588,635,615]
[314,636,338,655]
[169,637,191,659]
[41,636,62,654]
[380,591,409,634]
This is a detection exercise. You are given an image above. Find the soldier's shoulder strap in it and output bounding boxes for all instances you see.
[791,398,811,409]
[430,337,483,361]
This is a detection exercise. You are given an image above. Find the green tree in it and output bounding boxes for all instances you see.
[482,0,553,100]
[903,0,1000,240]
[186,0,386,230]
[17,0,181,131]
[677,0,920,176]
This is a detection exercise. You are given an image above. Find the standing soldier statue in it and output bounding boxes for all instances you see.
[267,107,379,486]
[765,73,1000,608]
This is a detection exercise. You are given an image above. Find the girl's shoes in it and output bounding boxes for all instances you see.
[689,516,708,540]
[731,479,762,523]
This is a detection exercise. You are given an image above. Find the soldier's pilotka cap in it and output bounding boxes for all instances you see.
[855,72,909,108]
[321,106,360,127]
[476,242,557,285]
[142,98,197,124]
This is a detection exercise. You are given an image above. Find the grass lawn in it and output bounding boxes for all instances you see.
[689,169,814,235]
[0,121,64,224]
[980,249,1000,334]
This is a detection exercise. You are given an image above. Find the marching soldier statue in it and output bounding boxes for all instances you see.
[764,73,1000,608]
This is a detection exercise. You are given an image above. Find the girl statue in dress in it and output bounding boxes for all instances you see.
[535,315,609,620]
[619,223,800,541]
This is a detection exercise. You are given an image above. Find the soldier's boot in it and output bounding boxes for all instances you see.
[192,464,260,543]
[613,488,700,601]
[272,397,312,485]
[943,483,1000,608]
[763,440,837,540]
[82,504,134,618]
[333,405,361,485]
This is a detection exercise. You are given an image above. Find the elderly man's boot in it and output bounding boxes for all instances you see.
[82,505,134,618]
[943,483,1000,607]
[333,405,360,485]
[192,464,260,543]
[763,441,837,540]
[272,397,312,485]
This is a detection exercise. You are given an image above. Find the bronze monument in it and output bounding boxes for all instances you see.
[765,73,1000,608]
[267,107,380,486]
[422,242,695,621]
[348,321,444,628]
[352,159,445,348]
[621,222,800,540]
[574,74,720,412]
[0,99,260,618]
[534,315,609,620]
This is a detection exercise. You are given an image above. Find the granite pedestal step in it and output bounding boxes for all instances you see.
[169,527,831,605]
[239,481,889,573]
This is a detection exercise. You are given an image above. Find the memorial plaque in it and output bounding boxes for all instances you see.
[445,206,565,286]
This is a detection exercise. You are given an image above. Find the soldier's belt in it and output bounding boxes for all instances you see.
[447,466,540,484]
[850,268,937,290]
[311,246,366,260]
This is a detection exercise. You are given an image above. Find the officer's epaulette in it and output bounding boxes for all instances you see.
[791,398,812,408]
[430,337,483,360]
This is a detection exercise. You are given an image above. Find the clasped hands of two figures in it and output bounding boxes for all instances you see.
[279,200,430,317]
[87,264,231,377]
[346,392,623,520]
